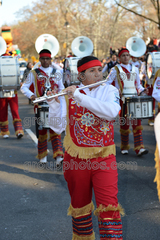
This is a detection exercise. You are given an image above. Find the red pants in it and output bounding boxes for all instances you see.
[37,128,63,159]
[0,95,24,136]
[63,152,123,240]
[120,99,144,154]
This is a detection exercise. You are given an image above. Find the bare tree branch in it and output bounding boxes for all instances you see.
[114,0,159,27]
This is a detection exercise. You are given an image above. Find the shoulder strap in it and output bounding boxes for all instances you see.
[131,64,136,72]
[114,65,123,93]
[34,68,42,76]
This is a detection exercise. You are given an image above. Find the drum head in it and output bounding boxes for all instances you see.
[125,95,153,103]
[0,57,20,91]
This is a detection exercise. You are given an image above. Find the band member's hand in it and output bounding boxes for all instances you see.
[143,88,149,95]
[142,74,146,80]
[30,95,36,101]
[139,88,148,96]
[65,85,77,99]
[47,90,60,103]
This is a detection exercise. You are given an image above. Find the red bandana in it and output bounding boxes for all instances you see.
[118,49,129,58]
[39,52,51,58]
[78,60,102,72]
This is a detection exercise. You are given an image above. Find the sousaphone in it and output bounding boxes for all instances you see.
[71,36,93,58]
[35,34,59,57]
[126,37,146,57]
[64,36,94,86]
[34,34,60,69]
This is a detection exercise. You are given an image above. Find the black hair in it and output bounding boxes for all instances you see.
[39,49,51,55]
[77,56,98,70]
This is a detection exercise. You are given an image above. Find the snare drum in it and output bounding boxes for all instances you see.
[0,56,20,92]
[37,103,49,129]
[125,95,153,119]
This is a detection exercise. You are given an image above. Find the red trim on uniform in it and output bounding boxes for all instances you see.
[39,53,51,58]
[78,60,102,72]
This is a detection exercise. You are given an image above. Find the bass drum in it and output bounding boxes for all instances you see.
[147,52,160,80]
[0,56,20,92]
[63,57,80,87]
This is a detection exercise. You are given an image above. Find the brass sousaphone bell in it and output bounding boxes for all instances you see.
[35,34,59,58]
[64,36,94,86]
[33,34,60,69]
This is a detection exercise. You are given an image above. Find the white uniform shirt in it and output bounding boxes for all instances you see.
[152,76,160,102]
[102,61,117,73]
[21,66,64,99]
[106,63,144,94]
[139,62,149,81]
[154,113,160,156]
[131,60,142,70]
[48,83,121,135]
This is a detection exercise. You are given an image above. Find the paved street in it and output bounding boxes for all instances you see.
[0,91,160,240]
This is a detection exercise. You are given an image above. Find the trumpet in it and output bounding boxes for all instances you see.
[33,79,108,104]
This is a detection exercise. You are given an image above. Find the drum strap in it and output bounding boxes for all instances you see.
[34,68,43,76]
[34,68,57,76]
[114,66,123,93]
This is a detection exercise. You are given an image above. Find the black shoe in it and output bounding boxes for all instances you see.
[137,149,148,156]
[17,133,23,139]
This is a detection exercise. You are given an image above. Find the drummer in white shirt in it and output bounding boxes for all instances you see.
[106,47,148,156]
[130,56,142,70]
[21,49,64,165]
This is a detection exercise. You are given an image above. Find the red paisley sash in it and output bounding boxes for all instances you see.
[33,68,59,98]
[63,90,116,159]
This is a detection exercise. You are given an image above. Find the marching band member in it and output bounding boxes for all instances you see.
[139,57,148,86]
[154,113,160,201]
[102,54,119,76]
[152,69,160,116]
[0,92,24,139]
[106,48,148,156]
[21,49,64,165]
[130,56,142,70]
[0,53,24,139]
[48,56,124,240]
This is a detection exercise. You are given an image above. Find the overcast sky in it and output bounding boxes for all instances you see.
[0,0,38,26]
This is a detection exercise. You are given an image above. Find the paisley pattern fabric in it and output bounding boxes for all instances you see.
[69,90,114,148]
[33,68,59,98]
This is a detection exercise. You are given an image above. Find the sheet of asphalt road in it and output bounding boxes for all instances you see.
[0,91,160,240]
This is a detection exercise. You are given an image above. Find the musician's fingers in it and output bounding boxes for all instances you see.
[68,92,74,99]
[65,85,77,96]
[30,95,36,101]
[55,96,60,103]
[47,91,52,96]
